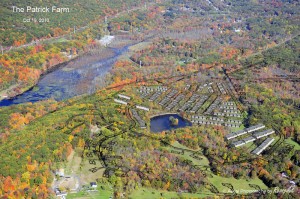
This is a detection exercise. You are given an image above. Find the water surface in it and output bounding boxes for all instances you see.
[0,46,129,106]
[150,114,192,133]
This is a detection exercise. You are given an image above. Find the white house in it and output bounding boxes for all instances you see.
[90,182,98,188]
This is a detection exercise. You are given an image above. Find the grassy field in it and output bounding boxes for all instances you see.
[208,174,268,194]
[229,125,245,133]
[129,42,152,52]
[65,150,81,175]
[171,141,198,151]
[129,187,216,199]
[64,148,105,186]
[67,183,113,199]
[166,141,210,166]
[285,138,300,150]
[166,141,268,195]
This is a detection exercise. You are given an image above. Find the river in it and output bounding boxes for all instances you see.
[0,45,129,107]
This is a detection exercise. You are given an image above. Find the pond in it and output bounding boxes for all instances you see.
[150,114,192,133]
[0,45,129,107]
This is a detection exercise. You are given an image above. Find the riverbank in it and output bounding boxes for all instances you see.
[0,42,117,101]
[0,54,79,101]
[0,35,141,106]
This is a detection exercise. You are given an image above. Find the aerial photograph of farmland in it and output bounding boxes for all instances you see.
[0,0,299,198]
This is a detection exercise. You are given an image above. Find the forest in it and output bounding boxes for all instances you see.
[0,0,151,46]
[0,0,300,198]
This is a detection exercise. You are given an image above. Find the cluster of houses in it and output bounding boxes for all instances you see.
[179,93,200,112]
[166,94,185,111]
[138,86,168,98]
[204,96,223,115]
[185,84,191,90]
[191,115,224,126]
[190,115,241,128]
[159,89,178,106]
[136,81,243,129]
[225,124,275,155]
[217,82,227,95]
[189,95,209,113]
[149,91,164,101]
[214,101,242,118]
[198,82,215,93]
[197,82,213,92]
[223,122,241,128]
[226,119,242,125]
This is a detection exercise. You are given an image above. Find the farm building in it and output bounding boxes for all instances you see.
[118,94,131,100]
[242,136,256,144]
[225,129,247,140]
[231,140,245,147]
[252,138,274,155]
[136,105,150,111]
[245,124,265,133]
[114,99,128,105]
[253,129,275,139]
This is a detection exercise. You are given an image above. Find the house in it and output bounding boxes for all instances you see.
[90,182,98,188]
[234,28,241,33]
[56,192,67,197]
[289,181,296,185]
[55,188,67,197]
[55,168,65,177]
[281,172,288,178]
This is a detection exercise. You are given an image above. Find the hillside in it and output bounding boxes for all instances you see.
[0,0,147,46]
[0,0,300,198]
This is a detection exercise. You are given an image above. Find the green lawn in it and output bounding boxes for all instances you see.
[182,151,210,166]
[67,183,113,199]
[129,178,267,199]
[167,141,209,166]
[129,187,215,199]
[285,138,300,150]
[165,141,268,195]
[208,174,268,194]
[171,141,198,151]
[229,124,245,132]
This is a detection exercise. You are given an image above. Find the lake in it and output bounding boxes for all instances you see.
[150,114,192,133]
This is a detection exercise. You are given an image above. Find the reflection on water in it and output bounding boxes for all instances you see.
[0,46,129,107]
[150,114,192,133]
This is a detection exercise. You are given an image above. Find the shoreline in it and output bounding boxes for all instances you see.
[0,36,138,103]
[0,54,80,101]
[0,43,117,101]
